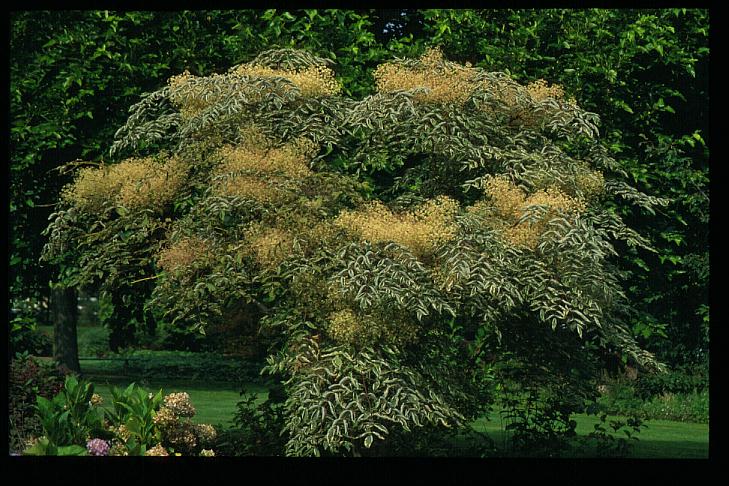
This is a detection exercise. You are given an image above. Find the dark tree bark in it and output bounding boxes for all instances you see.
[51,285,80,373]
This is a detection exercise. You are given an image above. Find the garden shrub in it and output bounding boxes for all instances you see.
[80,350,263,384]
[635,363,709,400]
[596,371,709,423]
[42,47,668,456]
[24,375,108,455]
[8,353,67,454]
[640,390,708,423]
[21,377,218,456]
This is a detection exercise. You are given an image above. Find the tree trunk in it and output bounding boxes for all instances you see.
[52,285,80,373]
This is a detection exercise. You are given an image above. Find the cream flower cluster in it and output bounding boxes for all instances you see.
[470,176,588,249]
[335,196,459,259]
[62,157,188,214]
[157,236,212,273]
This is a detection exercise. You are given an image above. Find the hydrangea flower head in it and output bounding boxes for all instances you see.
[86,438,110,456]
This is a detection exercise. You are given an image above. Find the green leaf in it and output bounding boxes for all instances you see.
[56,445,87,456]
[24,437,50,455]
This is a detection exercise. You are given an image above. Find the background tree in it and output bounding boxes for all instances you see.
[42,47,667,456]
[11,8,708,376]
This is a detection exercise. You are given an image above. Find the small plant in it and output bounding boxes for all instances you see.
[105,382,165,455]
[106,384,218,456]
[215,384,287,456]
[498,391,578,458]
[584,413,645,457]
[24,375,108,455]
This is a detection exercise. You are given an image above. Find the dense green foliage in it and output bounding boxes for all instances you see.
[215,385,288,456]
[10,9,709,458]
[416,9,710,366]
[41,44,670,456]
[80,350,263,384]
[11,9,708,368]
[596,365,709,423]
[11,318,53,356]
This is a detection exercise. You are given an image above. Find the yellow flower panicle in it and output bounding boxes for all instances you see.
[374,47,567,106]
[525,79,565,102]
[374,47,478,104]
[62,157,188,213]
[248,227,294,268]
[335,195,459,258]
[168,62,340,119]
[157,236,212,273]
[326,308,419,347]
[575,169,605,200]
[471,176,587,249]
[62,165,123,211]
[216,138,315,180]
[211,132,318,204]
[373,47,569,129]
[212,175,284,202]
[168,70,209,119]
[232,63,341,97]
[326,308,363,345]
[478,176,527,220]
[118,157,188,211]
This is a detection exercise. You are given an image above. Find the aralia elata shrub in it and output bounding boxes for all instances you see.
[42,47,667,456]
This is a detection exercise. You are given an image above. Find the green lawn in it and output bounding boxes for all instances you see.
[37,325,110,357]
[471,414,709,458]
[89,376,708,458]
[91,378,268,428]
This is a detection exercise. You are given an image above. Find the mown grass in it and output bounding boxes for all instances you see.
[91,378,269,428]
[88,375,708,458]
[471,414,709,458]
[35,329,708,458]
